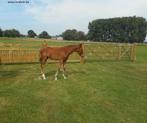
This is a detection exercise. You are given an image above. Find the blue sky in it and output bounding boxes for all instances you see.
[0,0,147,35]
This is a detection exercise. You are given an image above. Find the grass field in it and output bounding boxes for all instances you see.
[0,38,147,123]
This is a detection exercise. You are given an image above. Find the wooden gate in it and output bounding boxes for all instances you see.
[85,43,136,62]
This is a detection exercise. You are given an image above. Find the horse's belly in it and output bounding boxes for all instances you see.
[49,53,65,60]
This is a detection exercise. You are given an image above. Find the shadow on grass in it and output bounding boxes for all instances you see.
[0,59,132,67]
[68,70,87,75]
[86,59,131,63]
[45,69,87,77]
[0,70,20,78]
[45,71,56,77]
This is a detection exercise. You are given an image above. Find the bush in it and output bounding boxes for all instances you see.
[0,28,3,37]
[27,30,37,38]
[3,29,20,37]
[38,31,51,39]
[62,29,86,41]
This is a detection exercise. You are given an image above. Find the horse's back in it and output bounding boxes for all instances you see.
[40,47,66,60]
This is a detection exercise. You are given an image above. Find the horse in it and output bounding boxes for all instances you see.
[39,43,85,80]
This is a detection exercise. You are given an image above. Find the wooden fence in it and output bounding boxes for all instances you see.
[0,43,136,64]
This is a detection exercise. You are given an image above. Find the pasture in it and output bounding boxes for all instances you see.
[0,38,147,123]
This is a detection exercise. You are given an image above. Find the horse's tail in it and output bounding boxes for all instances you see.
[39,40,48,63]
[39,48,44,63]
[39,48,48,64]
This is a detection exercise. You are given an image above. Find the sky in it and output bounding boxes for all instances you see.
[0,0,147,35]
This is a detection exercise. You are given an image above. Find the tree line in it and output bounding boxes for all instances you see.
[87,16,147,43]
[0,28,86,40]
[0,29,51,39]
[0,16,147,42]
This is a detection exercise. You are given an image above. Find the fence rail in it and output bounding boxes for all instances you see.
[0,43,136,64]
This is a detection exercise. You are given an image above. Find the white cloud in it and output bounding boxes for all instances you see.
[24,0,147,34]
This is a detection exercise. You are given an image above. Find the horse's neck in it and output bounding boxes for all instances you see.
[65,45,78,56]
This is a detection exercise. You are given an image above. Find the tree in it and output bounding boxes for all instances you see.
[88,16,147,43]
[27,30,37,38]
[62,29,86,40]
[3,29,20,37]
[77,31,86,40]
[62,29,76,40]
[38,31,51,39]
[0,28,3,37]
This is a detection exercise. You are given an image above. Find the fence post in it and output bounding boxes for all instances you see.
[81,43,85,63]
[117,44,121,60]
[130,43,136,62]
[0,51,1,64]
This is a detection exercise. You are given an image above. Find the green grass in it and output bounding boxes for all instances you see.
[0,37,78,48]
[0,38,147,123]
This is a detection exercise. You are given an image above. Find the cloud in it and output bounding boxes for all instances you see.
[24,0,147,34]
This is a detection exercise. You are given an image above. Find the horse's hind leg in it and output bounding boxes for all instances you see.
[62,64,67,79]
[41,63,46,80]
[40,57,47,80]
[54,61,62,81]
[54,68,59,81]
[60,60,67,79]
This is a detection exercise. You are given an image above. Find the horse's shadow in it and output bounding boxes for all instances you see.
[68,70,87,75]
[45,71,56,77]
[45,69,87,77]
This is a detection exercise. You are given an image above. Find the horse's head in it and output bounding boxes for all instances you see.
[76,43,85,64]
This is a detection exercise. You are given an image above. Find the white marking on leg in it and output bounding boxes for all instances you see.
[62,66,67,79]
[42,73,46,80]
[54,70,59,81]
[55,77,58,81]
[62,73,67,79]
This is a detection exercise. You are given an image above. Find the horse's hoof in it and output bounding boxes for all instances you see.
[64,77,67,80]
[41,77,46,80]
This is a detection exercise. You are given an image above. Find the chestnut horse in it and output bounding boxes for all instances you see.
[39,43,84,80]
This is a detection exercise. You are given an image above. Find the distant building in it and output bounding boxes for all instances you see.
[34,36,38,38]
[51,36,63,40]
[56,36,63,40]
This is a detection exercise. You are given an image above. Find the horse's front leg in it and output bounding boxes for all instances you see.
[54,68,59,81]
[61,62,67,80]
